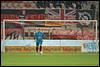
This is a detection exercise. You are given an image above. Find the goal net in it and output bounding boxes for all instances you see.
[1,20,99,53]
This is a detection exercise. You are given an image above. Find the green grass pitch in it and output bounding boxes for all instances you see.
[1,52,99,66]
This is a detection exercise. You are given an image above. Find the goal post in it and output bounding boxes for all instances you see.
[1,20,98,53]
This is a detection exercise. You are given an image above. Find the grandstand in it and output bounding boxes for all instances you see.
[1,1,99,39]
[1,1,98,9]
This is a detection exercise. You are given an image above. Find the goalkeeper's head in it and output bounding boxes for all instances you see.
[38,28,41,32]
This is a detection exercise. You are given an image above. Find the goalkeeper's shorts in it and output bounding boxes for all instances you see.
[36,40,43,46]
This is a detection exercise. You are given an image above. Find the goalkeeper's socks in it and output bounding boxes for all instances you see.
[36,46,38,53]
[40,45,42,52]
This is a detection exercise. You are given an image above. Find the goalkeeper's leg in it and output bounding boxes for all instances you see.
[36,46,38,53]
[36,42,39,53]
[40,45,42,52]
[40,41,43,54]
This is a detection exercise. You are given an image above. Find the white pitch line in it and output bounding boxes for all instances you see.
[2,53,98,56]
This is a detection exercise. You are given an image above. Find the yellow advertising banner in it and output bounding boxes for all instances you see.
[5,46,81,52]
[45,22,64,26]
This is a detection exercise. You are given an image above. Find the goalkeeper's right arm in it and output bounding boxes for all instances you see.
[34,32,37,42]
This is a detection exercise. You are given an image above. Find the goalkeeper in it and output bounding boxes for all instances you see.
[34,28,44,54]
